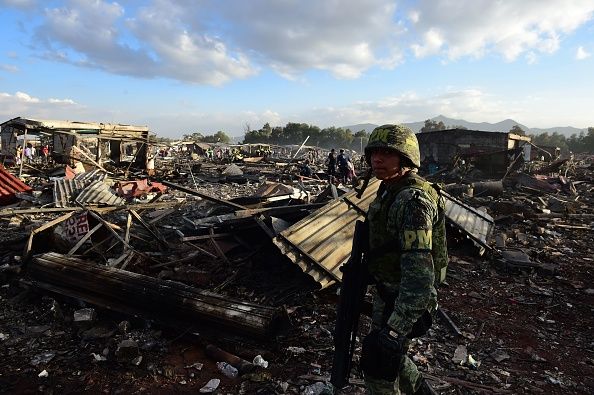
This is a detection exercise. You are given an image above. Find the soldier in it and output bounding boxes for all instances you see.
[327,148,337,182]
[361,124,448,395]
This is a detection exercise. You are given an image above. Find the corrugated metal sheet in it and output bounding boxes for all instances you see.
[53,178,86,207]
[273,178,379,289]
[75,180,125,206]
[54,170,109,207]
[74,169,107,184]
[274,178,494,288]
[0,164,32,205]
[441,191,494,249]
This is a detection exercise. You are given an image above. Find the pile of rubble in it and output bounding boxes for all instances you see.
[0,151,592,394]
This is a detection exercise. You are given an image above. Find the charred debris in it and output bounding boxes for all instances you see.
[0,121,593,394]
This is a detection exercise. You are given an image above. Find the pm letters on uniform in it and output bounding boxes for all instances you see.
[403,229,432,250]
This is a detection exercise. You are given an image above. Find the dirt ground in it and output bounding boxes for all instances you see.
[1,162,593,394]
[1,227,593,395]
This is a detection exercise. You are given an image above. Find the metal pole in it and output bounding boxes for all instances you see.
[291,135,310,161]
[18,128,27,178]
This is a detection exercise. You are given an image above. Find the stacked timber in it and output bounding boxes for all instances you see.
[28,252,286,338]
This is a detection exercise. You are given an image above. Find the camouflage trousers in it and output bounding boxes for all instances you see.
[364,284,422,395]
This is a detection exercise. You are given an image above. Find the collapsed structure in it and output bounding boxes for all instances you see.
[0,121,592,394]
[0,117,150,173]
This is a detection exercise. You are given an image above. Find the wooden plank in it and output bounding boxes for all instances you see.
[209,228,230,265]
[128,209,168,248]
[161,180,247,210]
[185,241,218,259]
[28,252,285,338]
[0,200,182,217]
[67,223,102,255]
[253,216,275,239]
[123,212,132,245]
[181,232,233,242]
[72,145,111,174]
[23,211,78,260]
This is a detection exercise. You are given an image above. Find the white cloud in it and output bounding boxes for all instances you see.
[301,89,516,128]
[525,51,538,64]
[48,98,76,104]
[14,91,39,103]
[0,91,80,120]
[576,45,591,60]
[411,28,444,58]
[29,0,403,84]
[408,0,594,61]
[214,0,402,79]
[0,0,38,10]
[0,64,19,72]
[9,0,594,88]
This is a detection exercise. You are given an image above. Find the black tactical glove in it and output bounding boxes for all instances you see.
[378,326,407,354]
[360,328,406,381]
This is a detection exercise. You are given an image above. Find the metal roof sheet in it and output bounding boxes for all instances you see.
[274,178,494,288]
[75,180,125,206]
[0,164,32,205]
[1,117,148,132]
[74,169,107,184]
[53,171,112,207]
[273,179,379,289]
[441,191,494,249]
[53,178,86,207]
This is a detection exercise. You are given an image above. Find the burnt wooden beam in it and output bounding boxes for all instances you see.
[128,209,169,248]
[28,252,285,338]
[67,223,103,256]
[23,211,78,260]
[161,180,247,210]
[0,201,183,218]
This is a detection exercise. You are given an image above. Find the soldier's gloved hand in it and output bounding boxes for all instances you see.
[378,326,407,354]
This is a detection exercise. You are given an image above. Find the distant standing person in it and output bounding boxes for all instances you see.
[24,144,33,163]
[146,146,157,177]
[15,145,23,166]
[42,145,49,164]
[327,148,337,182]
[337,149,349,183]
[300,159,313,178]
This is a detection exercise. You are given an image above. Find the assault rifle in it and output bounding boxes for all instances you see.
[330,219,369,388]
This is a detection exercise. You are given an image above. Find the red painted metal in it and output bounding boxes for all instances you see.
[0,164,32,205]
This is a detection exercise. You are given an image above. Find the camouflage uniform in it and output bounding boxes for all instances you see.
[362,125,448,395]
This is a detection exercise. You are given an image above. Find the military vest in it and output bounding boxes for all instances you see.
[366,173,448,285]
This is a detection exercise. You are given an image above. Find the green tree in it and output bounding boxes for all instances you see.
[202,131,231,144]
[420,119,446,132]
[583,127,594,153]
[509,125,526,136]
[529,131,569,154]
[244,123,274,143]
[182,132,204,141]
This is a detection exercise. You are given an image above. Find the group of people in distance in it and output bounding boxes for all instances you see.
[299,147,357,184]
[326,148,355,184]
[14,143,50,166]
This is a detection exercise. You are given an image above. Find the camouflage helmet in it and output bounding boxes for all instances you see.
[365,124,420,168]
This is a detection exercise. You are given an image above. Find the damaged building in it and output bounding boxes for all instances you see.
[417,128,532,177]
[0,117,150,172]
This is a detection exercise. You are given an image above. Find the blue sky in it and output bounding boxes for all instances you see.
[1,0,593,138]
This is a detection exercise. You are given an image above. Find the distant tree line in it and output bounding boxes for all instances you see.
[182,131,232,144]
[175,121,594,155]
[527,127,594,154]
[243,122,369,152]
[420,119,468,132]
